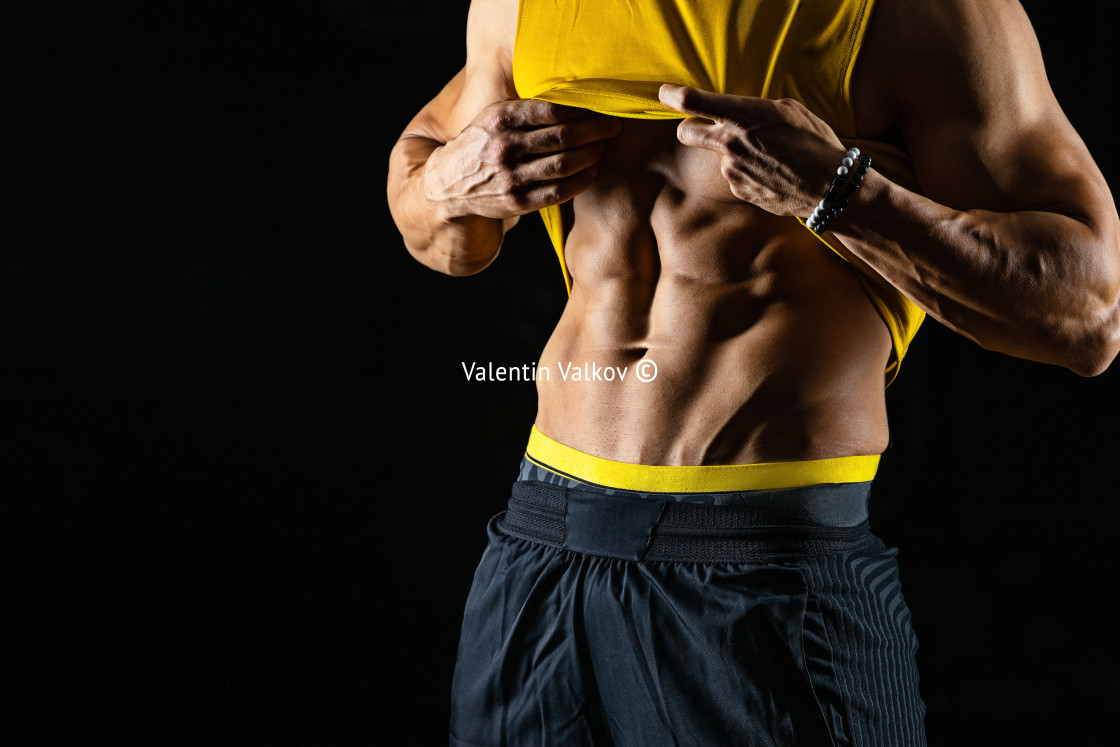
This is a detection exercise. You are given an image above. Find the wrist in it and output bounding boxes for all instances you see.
[806,148,872,234]
[419,147,472,224]
[833,166,890,233]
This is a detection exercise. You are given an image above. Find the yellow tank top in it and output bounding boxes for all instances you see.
[513,0,924,385]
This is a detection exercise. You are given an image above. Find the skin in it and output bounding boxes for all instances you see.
[387,0,1120,466]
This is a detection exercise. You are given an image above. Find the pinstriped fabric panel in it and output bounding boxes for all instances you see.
[801,548,927,746]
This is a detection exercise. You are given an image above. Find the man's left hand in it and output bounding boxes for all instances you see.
[658,84,847,219]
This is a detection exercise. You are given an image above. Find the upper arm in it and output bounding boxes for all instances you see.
[401,0,520,145]
[876,0,1116,228]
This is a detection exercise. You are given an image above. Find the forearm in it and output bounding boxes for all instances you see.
[832,172,1120,375]
[387,134,511,276]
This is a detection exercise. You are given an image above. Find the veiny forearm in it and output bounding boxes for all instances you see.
[832,173,1120,376]
[387,134,511,276]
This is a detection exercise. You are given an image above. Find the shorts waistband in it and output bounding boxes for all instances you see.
[525,426,880,493]
[498,480,877,564]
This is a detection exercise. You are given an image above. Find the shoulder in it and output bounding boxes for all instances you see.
[857,0,1102,215]
[863,0,1037,55]
[465,0,519,84]
[400,0,520,144]
[860,0,1047,121]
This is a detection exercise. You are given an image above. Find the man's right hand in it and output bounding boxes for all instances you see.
[422,99,622,221]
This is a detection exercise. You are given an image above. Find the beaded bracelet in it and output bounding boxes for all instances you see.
[806,148,871,235]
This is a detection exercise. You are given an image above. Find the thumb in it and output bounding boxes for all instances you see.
[658,84,728,121]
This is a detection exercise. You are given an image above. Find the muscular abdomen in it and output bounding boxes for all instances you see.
[535,120,892,466]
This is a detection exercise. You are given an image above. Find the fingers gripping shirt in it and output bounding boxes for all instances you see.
[513,0,925,385]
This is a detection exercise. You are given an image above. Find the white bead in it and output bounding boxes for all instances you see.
[842,157,854,168]
[837,166,849,176]
[849,148,860,158]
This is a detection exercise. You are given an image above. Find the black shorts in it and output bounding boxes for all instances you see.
[449,471,926,746]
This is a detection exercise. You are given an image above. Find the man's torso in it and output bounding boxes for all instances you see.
[499,0,908,465]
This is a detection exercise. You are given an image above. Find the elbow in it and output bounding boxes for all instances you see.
[1068,348,1117,378]
[1061,285,1120,378]
[1065,232,1120,376]
[429,244,500,277]
[402,231,501,277]
[1066,320,1120,377]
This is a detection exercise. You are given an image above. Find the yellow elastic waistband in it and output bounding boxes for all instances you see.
[526,426,879,493]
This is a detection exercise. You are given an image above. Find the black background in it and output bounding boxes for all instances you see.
[5,1,1119,745]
